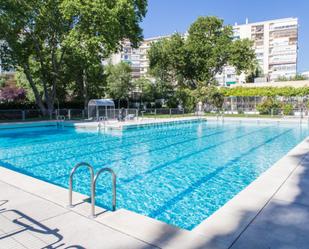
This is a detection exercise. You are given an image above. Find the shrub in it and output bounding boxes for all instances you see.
[282,103,293,116]
[256,97,281,115]
[238,109,244,114]
[220,86,309,97]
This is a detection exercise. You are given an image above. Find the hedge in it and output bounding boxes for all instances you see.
[0,101,85,110]
[219,86,309,97]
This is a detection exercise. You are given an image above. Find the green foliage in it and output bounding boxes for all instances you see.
[0,76,5,88]
[106,62,133,106]
[210,91,224,109]
[61,0,147,54]
[256,97,281,115]
[135,77,175,106]
[133,77,155,103]
[61,50,106,107]
[245,64,263,83]
[0,0,71,114]
[193,86,224,110]
[148,16,256,89]
[282,103,293,116]
[0,0,147,114]
[175,88,196,111]
[148,33,186,84]
[229,39,256,75]
[185,17,233,86]
[220,86,309,97]
[15,69,37,102]
[276,74,307,82]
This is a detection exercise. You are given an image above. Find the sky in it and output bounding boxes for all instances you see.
[141,0,309,73]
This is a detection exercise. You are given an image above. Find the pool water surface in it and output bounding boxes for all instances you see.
[0,120,307,230]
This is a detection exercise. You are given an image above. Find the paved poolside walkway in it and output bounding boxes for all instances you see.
[0,180,157,249]
[1,132,309,248]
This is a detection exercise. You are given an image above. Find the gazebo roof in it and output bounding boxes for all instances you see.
[88,99,115,107]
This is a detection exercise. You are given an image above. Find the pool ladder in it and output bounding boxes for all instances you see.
[56,115,66,128]
[68,162,116,218]
[97,116,107,131]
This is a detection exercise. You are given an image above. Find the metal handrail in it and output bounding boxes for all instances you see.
[92,167,117,216]
[57,115,66,121]
[56,115,66,128]
[98,116,107,130]
[68,162,95,217]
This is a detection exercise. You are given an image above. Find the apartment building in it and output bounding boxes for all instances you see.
[302,71,309,79]
[112,17,298,85]
[110,36,168,79]
[217,17,298,86]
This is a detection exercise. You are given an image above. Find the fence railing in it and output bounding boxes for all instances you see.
[217,107,308,117]
[0,106,308,122]
[0,108,196,122]
[0,109,52,121]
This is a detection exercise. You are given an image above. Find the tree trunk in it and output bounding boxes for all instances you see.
[46,95,55,118]
[23,64,47,115]
[83,69,89,109]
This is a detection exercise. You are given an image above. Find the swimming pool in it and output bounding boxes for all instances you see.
[0,120,307,230]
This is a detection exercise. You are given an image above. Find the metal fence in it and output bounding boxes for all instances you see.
[213,107,306,117]
[0,109,50,121]
[1,104,308,123]
[139,108,189,118]
[0,108,195,122]
[217,96,309,117]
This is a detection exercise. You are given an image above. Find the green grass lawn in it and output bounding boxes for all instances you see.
[142,113,195,118]
[143,113,284,119]
[204,113,282,118]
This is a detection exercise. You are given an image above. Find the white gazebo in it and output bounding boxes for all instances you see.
[88,99,115,120]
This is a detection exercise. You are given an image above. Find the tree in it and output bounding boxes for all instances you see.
[0,86,26,103]
[148,33,186,84]
[15,68,42,103]
[246,64,263,83]
[0,0,147,114]
[106,62,133,108]
[193,86,223,109]
[184,17,233,87]
[229,38,257,75]
[148,16,256,90]
[61,51,106,108]
[133,77,154,104]
[60,0,147,108]
[0,1,71,115]
[174,87,195,111]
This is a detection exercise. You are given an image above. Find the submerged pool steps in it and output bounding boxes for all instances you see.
[68,162,117,218]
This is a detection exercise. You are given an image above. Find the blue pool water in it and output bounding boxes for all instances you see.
[0,120,307,230]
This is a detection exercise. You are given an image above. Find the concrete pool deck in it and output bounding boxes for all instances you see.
[1,118,309,248]
[68,115,306,131]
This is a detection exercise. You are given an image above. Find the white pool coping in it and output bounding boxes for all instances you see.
[0,115,306,130]
[69,116,206,130]
[0,120,58,130]
[1,118,309,248]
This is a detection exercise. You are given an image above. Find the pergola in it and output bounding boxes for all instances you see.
[88,99,115,120]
